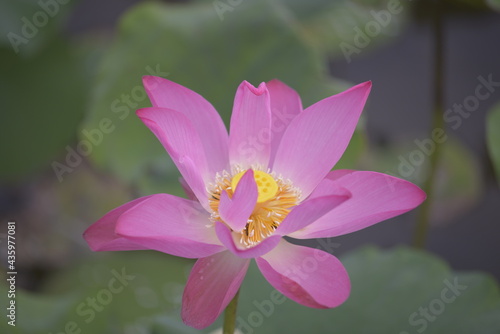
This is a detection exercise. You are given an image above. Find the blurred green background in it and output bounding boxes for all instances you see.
[1,0,500,333]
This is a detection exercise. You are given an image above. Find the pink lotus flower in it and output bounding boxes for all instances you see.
[83,77,425,329]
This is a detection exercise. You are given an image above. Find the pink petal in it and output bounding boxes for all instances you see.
[137,107,209,207]
[215,222,281,258]
[266,79,303,165]
[229,81,272,170]
[218,170,258,231]
[83,196,153,252]
[115,194,224,258]
[256,240,350,308]
[275,191,350,236]
[272,82,371,198]
[182,251,250,329]
[143,76,229,175]
[290,170,426,239]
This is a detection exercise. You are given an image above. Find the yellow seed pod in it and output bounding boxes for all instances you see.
[231,170,279,203]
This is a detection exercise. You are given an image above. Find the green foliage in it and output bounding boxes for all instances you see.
[0,251,194,334]
[236,246,500,334]
[276,0,411,56]
[82,0,366,196]
[4,246,499,333]
[2,1,497,334]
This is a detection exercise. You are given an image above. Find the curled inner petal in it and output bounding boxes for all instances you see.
[231,170,278,203]
[208,168,299,247]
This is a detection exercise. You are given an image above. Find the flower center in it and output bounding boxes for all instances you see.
[208,169,299,247]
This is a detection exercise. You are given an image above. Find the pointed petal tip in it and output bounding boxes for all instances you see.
[141,74,153,82]
[352,80,372,92]
[142,75,164,87]
[135,109,160,129]
[381,173,427,208]
[82,221,112,252]
[135,106,169,120]
[414,184,428,205]
[335,81,372,98]
[82,228,101,252]
[360,81,372,96]
[135,107,180,123]
[135,107,149,117]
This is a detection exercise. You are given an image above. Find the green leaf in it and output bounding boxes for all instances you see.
[3,247,499,333]
[0,285,83,334]
[202,0,411,58]
[487,103,500,185]
[0,252,194,334]
[0,38,87,182]
[235,245,500,333]
[275,0,412,58]
[82,1,354,195]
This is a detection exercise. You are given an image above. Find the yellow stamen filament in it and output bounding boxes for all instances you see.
[208,169,299,247]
